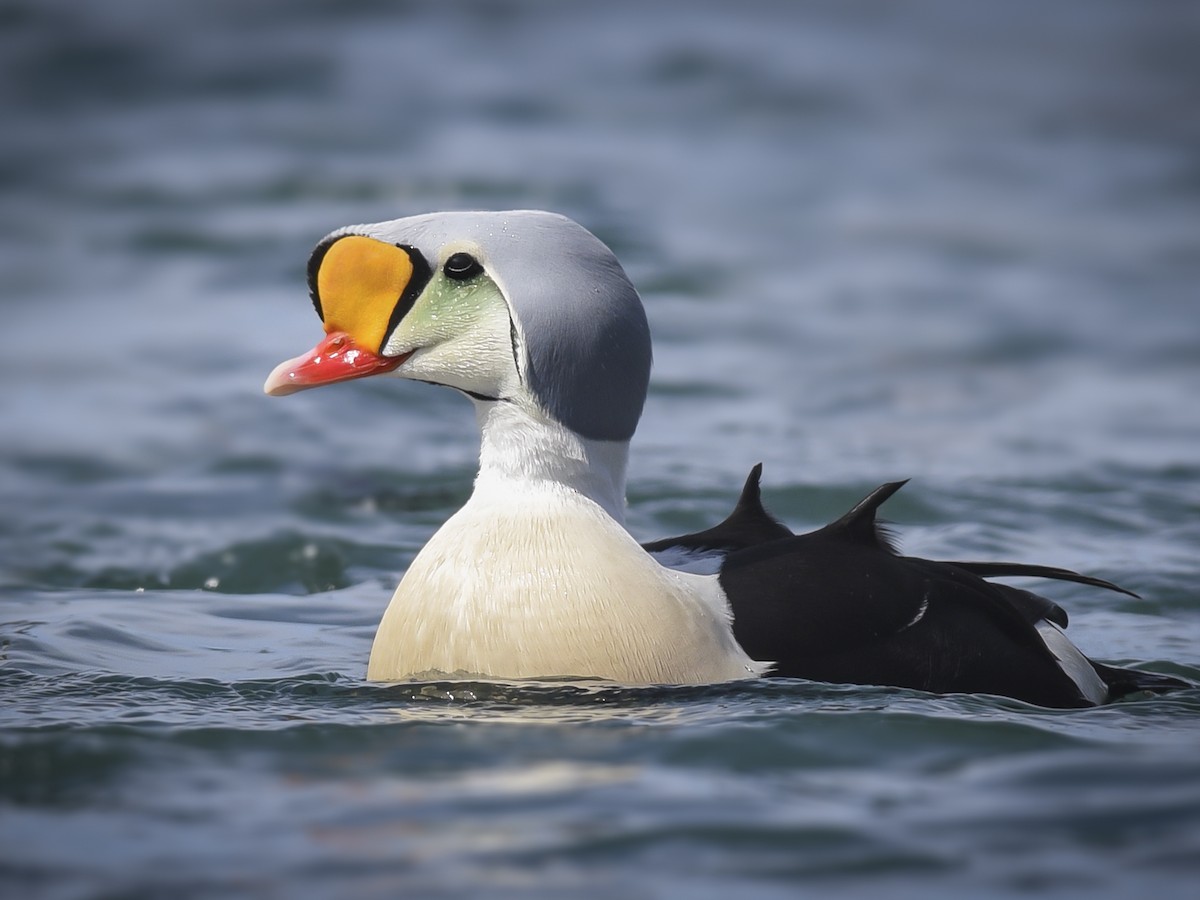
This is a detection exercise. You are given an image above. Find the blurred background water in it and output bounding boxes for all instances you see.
[2,0,1200,897]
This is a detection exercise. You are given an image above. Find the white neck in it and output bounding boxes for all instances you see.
[472,399,630,525]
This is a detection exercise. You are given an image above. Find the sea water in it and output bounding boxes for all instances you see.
[3,2,1199,897]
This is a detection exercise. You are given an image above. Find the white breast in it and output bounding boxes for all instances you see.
[366,480,764,685]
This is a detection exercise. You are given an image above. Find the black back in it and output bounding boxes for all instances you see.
[681,475,1185,707]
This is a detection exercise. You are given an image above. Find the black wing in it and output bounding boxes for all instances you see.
[949,561,1138,600]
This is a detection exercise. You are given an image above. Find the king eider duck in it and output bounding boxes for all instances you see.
[265,210,1185,708]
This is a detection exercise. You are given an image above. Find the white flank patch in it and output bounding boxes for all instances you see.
[1035,620,1109,706]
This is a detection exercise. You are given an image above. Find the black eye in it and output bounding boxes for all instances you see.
[443,252,483,281]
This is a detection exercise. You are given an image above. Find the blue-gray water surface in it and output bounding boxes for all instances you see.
[3,1,1200,897]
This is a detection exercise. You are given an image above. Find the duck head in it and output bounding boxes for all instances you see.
[264,210,652,444]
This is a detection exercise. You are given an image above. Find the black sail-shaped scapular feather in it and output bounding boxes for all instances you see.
[818,479,908,552]
[643,463,793,556]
